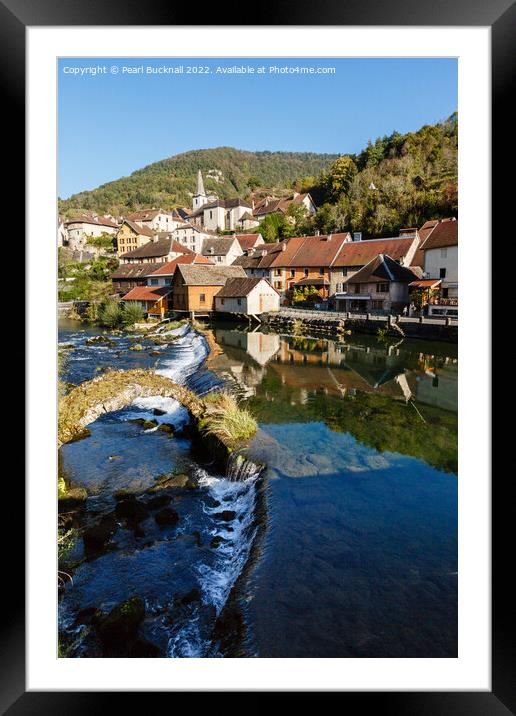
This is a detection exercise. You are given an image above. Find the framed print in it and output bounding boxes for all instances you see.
[4,0,509,708]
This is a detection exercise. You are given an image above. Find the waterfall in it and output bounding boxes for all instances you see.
[226,452,263,482]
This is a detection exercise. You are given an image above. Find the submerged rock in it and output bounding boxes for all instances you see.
[97,596,145,646]
[157,423,175,434]
[83,513,118,553]
[145,494,172,510]
[115,498,149,524]
[154,507,179,527]
[213,510,236,522]
[180,588,201,605]
[143,419,158,430]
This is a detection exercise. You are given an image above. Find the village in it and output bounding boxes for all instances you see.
[59,169,458,332]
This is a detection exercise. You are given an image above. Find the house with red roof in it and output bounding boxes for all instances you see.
[145,253,214,287]
[414,217,458,315]
[121,285,172,319]
[119,236,194,265]
[234,234,265,252]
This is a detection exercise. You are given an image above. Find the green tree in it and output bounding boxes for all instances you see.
[98,299,122,328]
[326,155,357,200]
[122,302,146,326]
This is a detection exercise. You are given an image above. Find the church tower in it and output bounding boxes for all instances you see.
[192,169,208,210]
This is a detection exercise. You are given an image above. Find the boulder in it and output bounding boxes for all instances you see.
[154,507,179,527]
[115,498,149,524]
[143,420,158,430]
[97,596,145,646]
[83,514,118,553]
[145,494,172,510]
[157,423,174,434]
[212,510,236,522]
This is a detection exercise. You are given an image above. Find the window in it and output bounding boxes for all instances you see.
[439,267,447,278]
[150,279,159,286]
[319,267,324,276]
[220,298,225,305]
[199,293,206,303]
[336,283,342,293]
[290,269,295,278]
[442,287,449,298]
[440,248,447,258]
[353,284,361,294]
[376,283,389,293]
[217,256,222,263]
[275,269,281,276]
[304,268,309,277]
[237,298,242,306]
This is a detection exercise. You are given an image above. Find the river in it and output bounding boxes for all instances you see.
[58,318,457,658]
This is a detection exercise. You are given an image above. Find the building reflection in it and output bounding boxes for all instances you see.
[209,327,457,413]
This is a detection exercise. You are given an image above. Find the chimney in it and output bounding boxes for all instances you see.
[353,232,362,242]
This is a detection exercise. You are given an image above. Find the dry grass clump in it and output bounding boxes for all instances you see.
[200,392,258,444]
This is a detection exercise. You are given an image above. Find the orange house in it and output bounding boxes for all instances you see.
[121,285,171,318]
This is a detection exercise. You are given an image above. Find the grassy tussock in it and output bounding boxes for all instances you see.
[200,392,258,445]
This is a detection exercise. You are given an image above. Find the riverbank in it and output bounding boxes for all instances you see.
[262,309,458,343]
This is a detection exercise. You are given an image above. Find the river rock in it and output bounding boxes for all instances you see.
[86,335,116,348]
[154,507,179,527]
[115,498,149,524]
[151,473,189,491]
[143,420,158,430]
[180,588,201,605]
[145,494,172,510]
[129,343,144,351]
[157,423,175,435]
[83,513,118,553]
[97,596,145,646]
[213,510,236,522]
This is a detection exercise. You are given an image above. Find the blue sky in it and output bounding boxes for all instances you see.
[58,57,457,199]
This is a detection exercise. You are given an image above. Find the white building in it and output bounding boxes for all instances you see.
[126,208,182,233]
[64,213,119,250]
[214,277,280,315]
[172,222,218,254]
[202,236,243,266]
[420,218,458,298]
[189,170,253,232]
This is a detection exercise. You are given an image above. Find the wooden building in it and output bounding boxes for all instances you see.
[171,264,247,313]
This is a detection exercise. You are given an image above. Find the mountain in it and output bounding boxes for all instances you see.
[58,148,339,217]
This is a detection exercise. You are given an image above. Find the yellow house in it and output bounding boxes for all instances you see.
[116,220,155,257]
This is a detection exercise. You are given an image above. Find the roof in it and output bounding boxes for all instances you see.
[190,197,252,218]
[419,218,458,251]
[237,212,258,223]
[332,236,416,268]
[409,279,442,288]
[120,219,155,237]
[122,285,171,302]
[234,234,263,251]
[111,262,162,279]
[216,277,276,298]
[232,241,287,270]
[173,222,218,236]
[148,254,214,276]
[65,213,118,229]
[253,193,314,217]
[294,277,329,287]
[347,254,419,284]
[127,208,167,222]
[120,237,193,260]
[269,233,351,269]
[202,237,238,256]
[175,264,247,286]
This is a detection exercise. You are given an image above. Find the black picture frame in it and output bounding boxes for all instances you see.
[7,0,507,709]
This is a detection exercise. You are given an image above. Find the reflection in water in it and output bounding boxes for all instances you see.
[208,324,458,658]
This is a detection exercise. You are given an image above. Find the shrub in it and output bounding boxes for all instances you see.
[98,299,122,328]
[122,301,145,327]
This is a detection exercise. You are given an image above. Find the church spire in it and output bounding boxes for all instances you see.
[195,169,206,197]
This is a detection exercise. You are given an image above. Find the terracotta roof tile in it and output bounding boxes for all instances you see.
[122,285,171,302]
[332,236,416,268]
[148,254,214,276]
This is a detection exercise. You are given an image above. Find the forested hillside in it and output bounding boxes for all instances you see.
[59,114,457,241]
[58,148,338,217]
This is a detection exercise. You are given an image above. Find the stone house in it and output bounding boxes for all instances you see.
[126,208,182,233]
[65,213,119,250]
[171,222,218,255]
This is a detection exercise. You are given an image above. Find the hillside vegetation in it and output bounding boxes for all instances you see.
[58,148,338,217]
[59,114,457,240]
